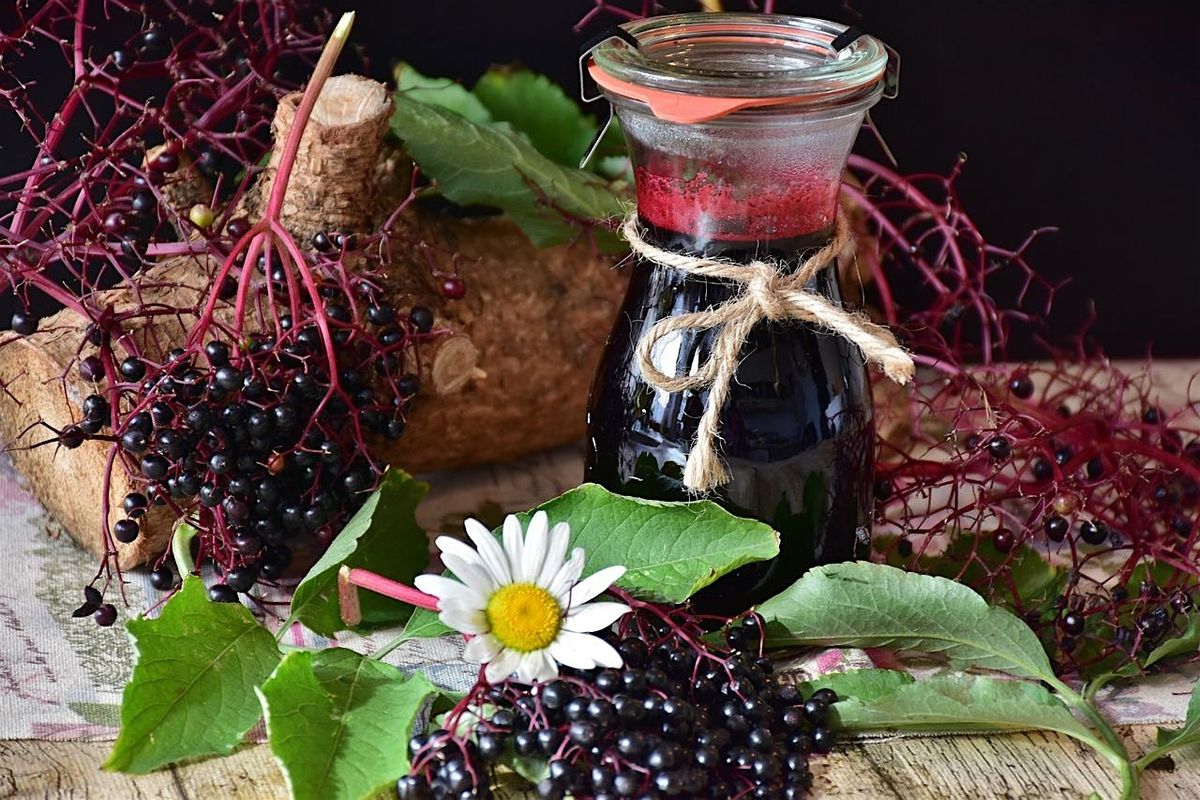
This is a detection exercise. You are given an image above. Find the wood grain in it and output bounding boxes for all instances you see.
[2,726,1197,799]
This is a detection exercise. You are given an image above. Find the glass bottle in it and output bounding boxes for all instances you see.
[584,14,890,612]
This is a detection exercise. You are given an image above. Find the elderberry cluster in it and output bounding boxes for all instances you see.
[399,615,836,799]
[59,289,436,608]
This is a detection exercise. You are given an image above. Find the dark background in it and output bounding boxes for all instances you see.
[333,0,1200,358]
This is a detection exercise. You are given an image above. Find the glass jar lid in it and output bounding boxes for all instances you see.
[590,14,889,123]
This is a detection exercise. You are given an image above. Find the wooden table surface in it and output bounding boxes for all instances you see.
[2,726,1197,799]
[3,361,1198,799]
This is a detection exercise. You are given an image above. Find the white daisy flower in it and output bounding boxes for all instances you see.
[414,511,630,684]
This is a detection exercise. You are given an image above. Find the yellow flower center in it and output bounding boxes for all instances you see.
[485,582,562,652]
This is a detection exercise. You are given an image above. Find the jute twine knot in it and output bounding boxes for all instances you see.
[621,210,915,494]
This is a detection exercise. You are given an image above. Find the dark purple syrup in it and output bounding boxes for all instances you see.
[584,221,875,614]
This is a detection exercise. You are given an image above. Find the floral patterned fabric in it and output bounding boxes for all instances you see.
[0,446,1194,742]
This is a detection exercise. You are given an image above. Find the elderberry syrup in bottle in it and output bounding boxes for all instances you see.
[583,15,891,612]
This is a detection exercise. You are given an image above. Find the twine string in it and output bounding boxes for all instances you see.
[621,211,915,493]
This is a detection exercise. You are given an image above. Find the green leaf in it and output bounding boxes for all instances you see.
[393,63,493,124]
[833,673,1109,754]
[1156,681,1200,751]
[757,562,1056,682]
[528,484,780,604]
[258,649,436,800]
[399,606,452,641]
[103,577,281,773]
[795,669,915,704]
[288,470,429,636]
[473,67,597,167]
[390,95,624,247]
[1144,613,1200,669]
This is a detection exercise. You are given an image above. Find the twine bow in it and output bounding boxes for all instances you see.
[621,211,915,493]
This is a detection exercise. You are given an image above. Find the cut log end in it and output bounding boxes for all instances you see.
[431,336,480,395]
[309,75,390,127]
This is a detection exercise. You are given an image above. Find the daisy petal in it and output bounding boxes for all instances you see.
[563,601,631,633]
[567,565,627,608]
[439,605,489,635]
[515,651,548,684]
[413,574,484,609]
[437,537,494,578]
[528,650,559,683]
[558,631,623,669]
[502,515,524,577]
[549,638,597,670]
[440,552,498,595]
[465,518,511,584]
[546,548,586,600]
[520,511,549,583]
[484,648,522,683]
[535,522,571,587]
[463,633,502,664]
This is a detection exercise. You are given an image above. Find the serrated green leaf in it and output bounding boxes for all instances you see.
[473,67,597,167]
[833,673,1108,753]
[390,95,623,247]
[1157,681,1200,750]
[103,577,281,773]
[258,648,436,800]
[1144,613,1200,669]
[757,562,1056,682]
[795,669,915,704]
[288,470,429,636]
[393,62,493,124]
[526,484,780,604]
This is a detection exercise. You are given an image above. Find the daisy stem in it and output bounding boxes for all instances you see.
[343,567,441,612]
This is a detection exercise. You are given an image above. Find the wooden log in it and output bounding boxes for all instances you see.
[0,75,626,567]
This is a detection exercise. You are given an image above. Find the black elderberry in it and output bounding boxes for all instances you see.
[810,688,838,705]
[1060,611,1085,637]
[811,726,836,754]
[1009,373,1034,399]
[93,603,118,627]
[198,483,224,508]
[802,698,828,725]
[1031,457,1054,482]
[1044,514,1069,542]
[225,566,257,593]
[120,430,148,454]
[1054,446,1073,466]
[82,587,103,608]
[992,527,1015,553]
[214,365,243,390]
[119,357,146,381]
[409,305,434,333]
[113,519,139,543]
[176,471,201,496]
[398,373,420,397]
[79,355,105,382]
[185,406,212,432]
[513,729,537,756]
[986,435,1012,460]
[60,425,85,449]
[10,311,38,336]
[1079,519,1109,545]
[149,565,176,591]
[208,584,238,603]
[140,454,169,480]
